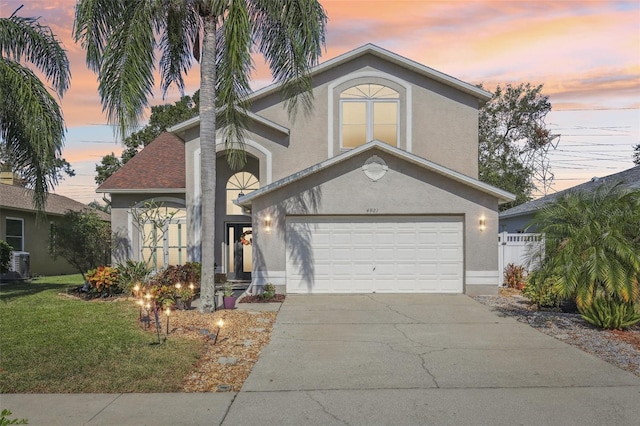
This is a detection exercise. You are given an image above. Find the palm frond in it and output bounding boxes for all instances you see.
[158,1,200,96]
[0,58,65,211]
[73,0,126,73]
[530,182,640,306]
[96,1,158,137]
[0,13,70,96]
[250,0,327,118]
[215,0,253,169]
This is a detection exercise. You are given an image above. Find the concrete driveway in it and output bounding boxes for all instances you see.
[225,294,640,425]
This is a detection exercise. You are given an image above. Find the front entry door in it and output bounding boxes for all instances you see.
[226,223,252,280]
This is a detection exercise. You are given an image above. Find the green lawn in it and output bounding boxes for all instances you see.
[0,275,203,393]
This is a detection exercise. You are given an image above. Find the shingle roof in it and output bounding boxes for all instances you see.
[500,166,640,219]
[97,132,185,192]
[0,184,110,220]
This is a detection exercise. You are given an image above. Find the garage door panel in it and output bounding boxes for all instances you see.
[286,217,463,294]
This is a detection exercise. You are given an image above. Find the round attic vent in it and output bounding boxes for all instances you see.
[362,155,388,181]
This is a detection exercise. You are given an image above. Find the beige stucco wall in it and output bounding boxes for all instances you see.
[0,209,84,276]
[167,51,492,286]
[248,147,499,293]
[251,54,481,180]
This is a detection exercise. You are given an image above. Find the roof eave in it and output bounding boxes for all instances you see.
[250,44,492,103]
[238,141,515,207]
[96,188,186,194]
[169,111,290,136]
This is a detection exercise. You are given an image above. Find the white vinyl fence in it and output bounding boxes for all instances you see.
[498,232,544,286]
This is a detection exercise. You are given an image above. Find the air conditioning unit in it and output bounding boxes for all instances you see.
[10,251,30,279]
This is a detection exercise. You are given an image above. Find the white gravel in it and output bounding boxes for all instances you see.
[472,294,640,377]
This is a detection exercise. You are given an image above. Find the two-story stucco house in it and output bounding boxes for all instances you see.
[98,44,515,295]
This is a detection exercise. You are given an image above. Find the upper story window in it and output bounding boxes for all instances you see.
[5,218,24,251]
[340,84,399,149]
[226,172,259,215]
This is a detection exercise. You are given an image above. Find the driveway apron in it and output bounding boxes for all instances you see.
[226,294,640,425]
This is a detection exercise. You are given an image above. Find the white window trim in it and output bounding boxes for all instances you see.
[328,71,412,158]
[226,172,259,215]
[5,217,24,251]
[339,97,400,150]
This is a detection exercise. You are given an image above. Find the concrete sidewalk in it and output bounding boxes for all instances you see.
[4,294,640,425]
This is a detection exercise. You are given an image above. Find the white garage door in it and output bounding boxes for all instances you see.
[285,216,463,293]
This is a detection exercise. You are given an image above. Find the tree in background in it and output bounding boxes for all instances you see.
[633,144,639,166]
[49,210,112,279]
[479,83,558,210]
[74,0,327,312]
[88,200,111,214]
[95,92,199,185]
[0,6,71,211]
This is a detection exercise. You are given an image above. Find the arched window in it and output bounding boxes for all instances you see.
[226,172,259,214]
[340,84,399,149]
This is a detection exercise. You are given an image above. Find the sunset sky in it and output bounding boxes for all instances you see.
[2,0,639,204]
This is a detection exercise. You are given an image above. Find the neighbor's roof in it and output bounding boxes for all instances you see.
[500,166,640,219]
[170,44,492,134]
[97,132,185,193]
[236,140,516,207]
[0,184,110,220]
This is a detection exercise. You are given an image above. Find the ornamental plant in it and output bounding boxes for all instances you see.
[579,297,640,330]
[86,266,119,294]
[521,270,559,308]
[504,263,527,290]
[528,183,640,310]
[0,240,12,274]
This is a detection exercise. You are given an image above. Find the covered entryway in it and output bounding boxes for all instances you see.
[285,216,463,293]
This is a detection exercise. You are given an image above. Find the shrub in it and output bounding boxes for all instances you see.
[579,298,640,330]
[504,263,527,290]
[157,263,201,289]
[528,184,640,309]
[0,240,12,274]
[49,210,111,279]
[260,283,276,300]
[151,283,177,308]
[117,260,152,294]
[86,266,119,294]
[521,271,560,308]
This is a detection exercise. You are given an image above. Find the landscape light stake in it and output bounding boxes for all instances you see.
[137,299,144,321]
[165,307,171,337]
[153,302,161,344]
[145,303,151,329]
[214,319,224,345]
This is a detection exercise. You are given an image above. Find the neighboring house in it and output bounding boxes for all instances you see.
[0,174,111,277]
[98,44,515,295]
[500,166,640,233]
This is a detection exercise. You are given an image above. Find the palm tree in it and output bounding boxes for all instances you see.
[74,0,327,312]
[529,182,640,308]
[0,6,70,211]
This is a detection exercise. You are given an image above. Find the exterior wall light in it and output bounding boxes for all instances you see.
[479,216,486,231]
[264,216,272,233]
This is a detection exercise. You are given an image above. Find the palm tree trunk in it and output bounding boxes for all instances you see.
[198,14,217,313]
